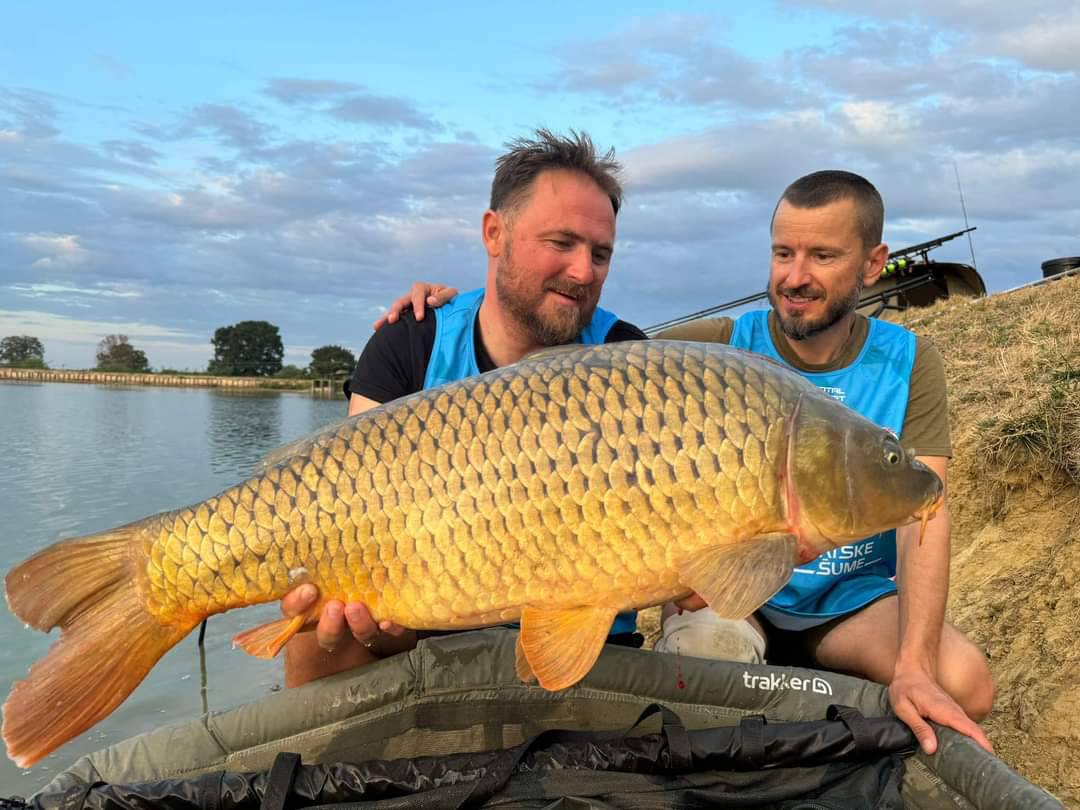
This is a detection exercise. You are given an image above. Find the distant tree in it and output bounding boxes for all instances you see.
[95,334,150,372]
[309,345,356,378]
[208,321,284,377]
[275,364,307,379]
[0,335,46,367]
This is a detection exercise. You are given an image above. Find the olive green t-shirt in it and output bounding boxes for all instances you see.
[656,313,951,458]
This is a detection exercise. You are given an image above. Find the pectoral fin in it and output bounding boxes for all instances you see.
[676,534,799,619]
[518,606,618,691]
[514,633,537,684]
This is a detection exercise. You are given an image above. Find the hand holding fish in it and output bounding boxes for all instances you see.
[280,583,409,651]
[889,667,994,755]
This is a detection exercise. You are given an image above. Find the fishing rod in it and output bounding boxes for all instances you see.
[644,228,978,336]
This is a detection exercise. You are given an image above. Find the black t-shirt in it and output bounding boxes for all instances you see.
[345,311,647,402]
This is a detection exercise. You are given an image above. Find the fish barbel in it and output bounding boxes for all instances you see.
[2,340,943,766]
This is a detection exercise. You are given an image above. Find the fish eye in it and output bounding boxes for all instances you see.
[883,442,902,466]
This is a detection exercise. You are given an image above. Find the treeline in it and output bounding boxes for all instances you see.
[0,320,356,379]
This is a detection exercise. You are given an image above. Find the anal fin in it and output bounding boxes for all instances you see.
[676,534,798,619]
[233,614,309,659]
[518,606,618,691]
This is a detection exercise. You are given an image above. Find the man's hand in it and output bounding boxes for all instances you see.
[674,592,707,611]
[373,282,459,330]
[889,667,993,755]
[281,584,410,653]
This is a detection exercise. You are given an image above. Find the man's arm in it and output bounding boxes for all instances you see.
[889,456,991,753]
[655,317,734,344]
[347,392,381,417]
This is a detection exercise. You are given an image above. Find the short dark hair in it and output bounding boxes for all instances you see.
[490,128,623,217]
[774,170,884,248]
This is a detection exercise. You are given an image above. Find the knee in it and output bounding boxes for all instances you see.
[941,644,996,721]
[655,610,766,665]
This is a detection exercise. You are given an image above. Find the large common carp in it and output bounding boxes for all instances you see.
[3,340,942,767]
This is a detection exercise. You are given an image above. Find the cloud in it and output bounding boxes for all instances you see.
[0,88,61,139]
[839,100,916,145]
[18,233,91,269]
[135,104,273,152]
[263,78,363,104]
[1,5,1077,368]
[993,11,1080,72]
[778,0,1076,34]
[544,14,797,110]
[782,0,1080,73]
[326,94,441,130]
[263,76,440,130]
[9,283,142,300]
[101,139,162,164]
[0,308,205,369]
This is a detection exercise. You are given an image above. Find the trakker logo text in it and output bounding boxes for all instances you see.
[742,671,833,695]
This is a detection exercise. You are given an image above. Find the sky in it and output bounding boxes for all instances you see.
[2,1,1077,370]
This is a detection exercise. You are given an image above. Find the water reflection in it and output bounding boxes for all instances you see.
[0,383,346,794]
[207,391,284,478]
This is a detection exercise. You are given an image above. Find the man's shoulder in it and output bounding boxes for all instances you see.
[866,319,943,373]
[605,319,648,342]
[654,317,735,344]
[346,311,438,401]
[866,314,917,338]
[365,309,438,350]
[911,334,946,387]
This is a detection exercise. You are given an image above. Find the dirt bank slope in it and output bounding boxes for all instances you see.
[638,273,1080,806]
[904,273,1080,807]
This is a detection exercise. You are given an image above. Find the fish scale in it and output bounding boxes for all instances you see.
[134,342,779,629]
[3,339,945,768]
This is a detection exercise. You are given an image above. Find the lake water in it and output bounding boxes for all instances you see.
[0,382,347,796]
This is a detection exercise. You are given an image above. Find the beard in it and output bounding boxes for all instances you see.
[494,249,598,346]
[768,273,864,341]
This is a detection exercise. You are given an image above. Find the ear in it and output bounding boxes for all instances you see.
[862,242,889,287]
[482,209,505,258]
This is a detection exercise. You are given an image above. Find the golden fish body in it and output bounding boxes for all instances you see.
[141,341,798,628]
[3,340,943,767]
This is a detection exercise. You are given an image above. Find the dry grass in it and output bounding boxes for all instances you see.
[899,275,1080,521]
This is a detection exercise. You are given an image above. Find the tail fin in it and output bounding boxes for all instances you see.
[3,526,194,767]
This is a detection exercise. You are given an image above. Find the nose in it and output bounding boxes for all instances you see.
[564,245,596,285]
[786,254,813,288]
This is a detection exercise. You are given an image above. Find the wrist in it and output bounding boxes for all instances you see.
[894,651,935,679]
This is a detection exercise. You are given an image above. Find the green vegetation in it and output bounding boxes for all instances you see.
[95,335,150,373]
[275,364,308,379]
[309,345,355,378]
[0,335,46,368]
[207,321,284,377]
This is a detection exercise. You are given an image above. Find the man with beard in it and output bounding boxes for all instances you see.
[279,129,647,688]
[381,171,995,756]
[654,170,994,756]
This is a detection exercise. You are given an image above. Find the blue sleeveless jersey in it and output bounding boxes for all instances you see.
[424,289,636,635]
[729,310,917,625]
[425,288,619,387]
